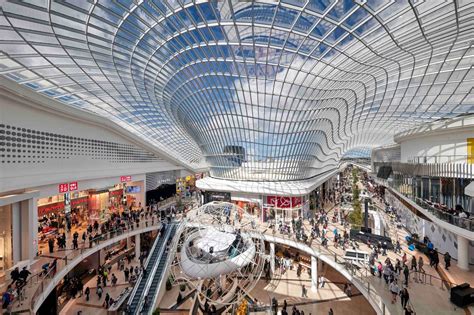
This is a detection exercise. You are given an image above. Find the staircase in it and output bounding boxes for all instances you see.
[127,223,177,314]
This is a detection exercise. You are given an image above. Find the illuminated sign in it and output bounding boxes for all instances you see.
[69,181,78,191]
[59,183,69,193]
[120,175,132,182]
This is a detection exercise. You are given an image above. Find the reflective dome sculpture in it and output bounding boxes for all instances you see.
[169,202,266,309]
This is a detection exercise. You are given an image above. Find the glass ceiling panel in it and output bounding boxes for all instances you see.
[0,0,472,179]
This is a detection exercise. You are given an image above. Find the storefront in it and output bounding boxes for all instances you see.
[36,179,145,254]
[262,195,309,223]
[203,191,231,203]
[230,193,262,220]
[0,205,13,277]
[176,175,197,198]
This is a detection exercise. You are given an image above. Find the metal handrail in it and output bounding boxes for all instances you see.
[126,222,165,312]
[133,224,174,315]
[29,216,163,312]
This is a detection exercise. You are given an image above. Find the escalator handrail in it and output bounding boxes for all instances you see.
[145,222,185,313]
[135,224,176,314]
[127,223,171,312]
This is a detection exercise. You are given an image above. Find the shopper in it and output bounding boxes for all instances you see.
[444,252,451,270]
[301,284,308,298]
[400,287,410,308]
[124,267,130,282]
[403,264,409,285]
[418,256,424,273]
[18,267,31,286]
[389,280,399,304]
[410,256,417,271]
[96,285,103,300]
[84,287,90,301]
[10,267,20,286]
[48,237,55,253]
[104,292,110,308]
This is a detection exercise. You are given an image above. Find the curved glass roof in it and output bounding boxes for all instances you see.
[0,0,472,181]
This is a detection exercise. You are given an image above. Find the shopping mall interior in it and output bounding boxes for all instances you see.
[0,0,473,314]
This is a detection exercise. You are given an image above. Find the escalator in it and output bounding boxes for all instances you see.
[127,223,177,314]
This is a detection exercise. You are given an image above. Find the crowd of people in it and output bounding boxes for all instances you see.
[1,199,178,313]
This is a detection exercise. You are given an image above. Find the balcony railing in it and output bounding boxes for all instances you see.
[408,155,470,164]
[375,177,474,232]
[28,217,163,313]
[415,197,474,231]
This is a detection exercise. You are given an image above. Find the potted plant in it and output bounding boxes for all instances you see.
[180,283,186,292]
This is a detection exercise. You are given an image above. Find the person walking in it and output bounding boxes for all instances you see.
[328,308,334,315]
[389,280,400,304]
[403,264,409,286]
[410,256,417,271]
[104,292,110,308]
[400,287,410,308]
[433,250,440,269]
[418,256,424,273]
[444,252,451,270]
[84,286,90,300]
[96,285,103,300]
[301,284,308,298]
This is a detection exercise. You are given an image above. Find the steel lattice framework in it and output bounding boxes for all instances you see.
[0,0,473,181]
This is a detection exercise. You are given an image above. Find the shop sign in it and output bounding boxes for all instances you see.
[71,196,88,207]
[120,175,132,182]
[109,189,123,197]
[266,195,302,208]
[38,202,64,216]
[69,181,78,191]
[58,183,69,193]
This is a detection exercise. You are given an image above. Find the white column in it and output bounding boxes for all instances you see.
[135,234,141,262]
[457,234,469,270]
[11,202,21,264]
[20,198,38,262]
[269,242,275,274]
[311,256,318,292]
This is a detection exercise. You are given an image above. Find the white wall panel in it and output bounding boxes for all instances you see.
[0,94,183,193]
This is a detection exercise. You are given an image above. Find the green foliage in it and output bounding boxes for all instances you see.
[152,309,160,315]
[352,184,360,201]
[348,202,363,228]
[349,178,363,228]
[352,168,359,184]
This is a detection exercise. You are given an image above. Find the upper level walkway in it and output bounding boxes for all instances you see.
[374,176,474,239]
[3,197,183,314]
[4,192,468,315]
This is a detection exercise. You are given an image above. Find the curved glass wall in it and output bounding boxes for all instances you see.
[0,0,472,181]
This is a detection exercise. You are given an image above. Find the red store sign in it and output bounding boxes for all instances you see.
[266,196,302,208]
[69,181,78,191]
[109,189,123,197]
[120,175,132,182]
[38,202,65,216]
[71,196,88,207]
[58,183,69,193]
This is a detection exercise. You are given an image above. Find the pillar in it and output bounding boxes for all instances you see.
[20,197,37,261]
[311,256,318,292]
[135,234,141,261]
[11,202,21,264]
[269,242,275,274]
[457,234,469,270]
